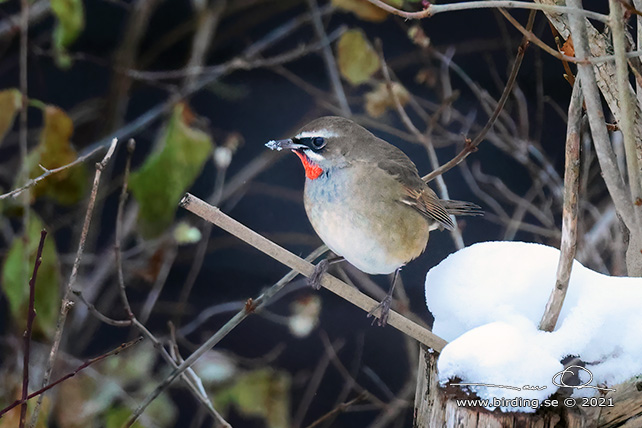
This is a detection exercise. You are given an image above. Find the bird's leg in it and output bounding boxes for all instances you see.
[308,256,344,290]
[367,268,401,327]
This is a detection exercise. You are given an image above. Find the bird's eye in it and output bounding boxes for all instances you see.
[311,136,326,150]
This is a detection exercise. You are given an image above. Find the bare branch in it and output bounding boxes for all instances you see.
[18,230,46,428]
[365,0,608,22]
[2,338,142,418]
[422,10,534,182]
[29,138,119,427]
[306,0,351,116]
[539,82,582,332]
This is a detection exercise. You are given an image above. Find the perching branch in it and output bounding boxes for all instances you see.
[179,194,444,350]
[539,82,582,332]
[122,195,447,427]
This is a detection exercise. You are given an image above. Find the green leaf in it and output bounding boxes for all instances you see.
[130,102,214,238]
[19,105,88,205]
[337,29,381,86]
[51,0,85,69]
[0,88,22,145]
[1,214,61,337]
[214,369,291,428]
[104,408,144,428]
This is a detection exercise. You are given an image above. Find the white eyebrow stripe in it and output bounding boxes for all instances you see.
[295,130,338,139]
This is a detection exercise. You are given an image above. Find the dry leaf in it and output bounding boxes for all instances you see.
[365,82,410,117]
[337,29,381,86]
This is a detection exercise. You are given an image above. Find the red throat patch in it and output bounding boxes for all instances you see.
[293,150,323,180]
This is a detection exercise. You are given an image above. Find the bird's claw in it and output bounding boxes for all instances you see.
[308,259,329,290]
[367,295,392,327]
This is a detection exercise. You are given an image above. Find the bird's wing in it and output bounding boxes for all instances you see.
[374,148,455,231]
[400,185,455,231]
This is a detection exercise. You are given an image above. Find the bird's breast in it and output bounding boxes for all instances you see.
[303,167,429,275]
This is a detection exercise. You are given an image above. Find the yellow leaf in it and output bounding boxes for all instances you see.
[332,0,389,22]
[337,29,381,86]
[0,88,22,145]
[365,82,410,117]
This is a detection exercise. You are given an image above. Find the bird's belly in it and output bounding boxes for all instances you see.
[303,175,429,275]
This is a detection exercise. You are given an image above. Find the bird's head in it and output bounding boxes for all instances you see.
[265,116,371,180]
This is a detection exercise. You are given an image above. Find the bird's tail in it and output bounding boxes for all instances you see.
[442,200,484,217]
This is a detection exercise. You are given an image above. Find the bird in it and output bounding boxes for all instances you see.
[265,116,482,326]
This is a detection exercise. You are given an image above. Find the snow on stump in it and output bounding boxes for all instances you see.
[414,241,642,427]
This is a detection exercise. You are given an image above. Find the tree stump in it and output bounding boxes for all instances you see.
[413,346,642,427]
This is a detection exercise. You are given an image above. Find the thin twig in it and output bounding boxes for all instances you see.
[499,8,642,65]
[123,243,333,427]
[175,148,230,325]
[139,245,177,324]
[77,4,335,158]
[293,339,345,427]
[167,326,231,428]
[71,289,132,327]
[365,0,608,22]
[304,393,369,428]
[1,338,142,418]
[29,138,118,428]
[116,139,136,318]
[539,82,582,332]
[18,230,46,428]
[18,0,30,338]
[422,10,535,182]
[103,0,160,132]
[306,0,351,116]
[0,145,108,201]
[183,0,227,92]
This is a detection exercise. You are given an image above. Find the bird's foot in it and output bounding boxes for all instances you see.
[367,295,393,327]
[308,259,329,290]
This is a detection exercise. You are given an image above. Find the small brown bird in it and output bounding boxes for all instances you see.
[266,116,481,325]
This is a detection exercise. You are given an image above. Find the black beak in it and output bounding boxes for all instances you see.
[265,139,307,151]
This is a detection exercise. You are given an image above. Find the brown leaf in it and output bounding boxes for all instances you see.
[365,82,410,117]
[0,89,22,145]
[561,37,575,57]
[26,106,88,204]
